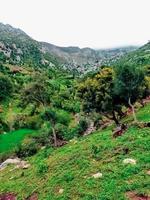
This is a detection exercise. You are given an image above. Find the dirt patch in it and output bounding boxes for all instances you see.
[26,193,38,200]
[0,193,16,200]
[126,191,150,200]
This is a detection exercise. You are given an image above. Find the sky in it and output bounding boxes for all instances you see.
[0,0,150,48]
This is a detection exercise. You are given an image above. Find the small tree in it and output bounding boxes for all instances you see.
[21,75,52,107]
[77,67,122,125]
[114,65,145,122]
[41,109,58,147]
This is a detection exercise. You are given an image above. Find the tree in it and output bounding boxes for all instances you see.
[77,67,122,125]
[41,109,58,147]
[21,75,52,107]
[0,74,13,101]
[114,65,145,122]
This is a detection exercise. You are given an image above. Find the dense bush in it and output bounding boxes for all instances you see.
[32,131,52,146]
[16,138,39,158]
[13,115,42,130]
[0,74,13,101]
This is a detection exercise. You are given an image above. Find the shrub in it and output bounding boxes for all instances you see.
[67,119,88,139]
[13,115,42,130]
[36,162,48,175]
[32,131,52,146]
[0,74,13,101]
[16,138,39,158]
[63,172,74,182]
[56,110,71,126]
[0,118,9,133]
[91,145,101,159]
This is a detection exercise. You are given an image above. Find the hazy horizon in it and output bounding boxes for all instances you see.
[1,0,150,48]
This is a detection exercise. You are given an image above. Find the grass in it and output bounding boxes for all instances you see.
[0,129,35,154]
[0,104,150,199]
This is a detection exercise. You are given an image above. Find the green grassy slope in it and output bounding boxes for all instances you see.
[0,129,35,154]
[0,104,150,200]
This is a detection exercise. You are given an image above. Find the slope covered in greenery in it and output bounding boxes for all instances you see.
[0,129,35,154]
[0,103,150,200]
[115,41,150,68]
[0,22,150,200]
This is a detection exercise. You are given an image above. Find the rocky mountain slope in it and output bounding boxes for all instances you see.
[0,23,59,68]
[41,42,138,73]
[0,23,138,74]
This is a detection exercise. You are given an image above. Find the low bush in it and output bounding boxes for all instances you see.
[36,161,48,175]
[15,138,39,158]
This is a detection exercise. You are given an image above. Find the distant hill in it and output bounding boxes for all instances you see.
[115,41,150,67]
[0,23,138,73]
[0,23,59,68]
[41,42,138,73]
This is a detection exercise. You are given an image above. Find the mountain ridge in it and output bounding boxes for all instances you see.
[0,22,139,73]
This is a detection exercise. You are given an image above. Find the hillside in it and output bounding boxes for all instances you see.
[115,41,150,67]
[0,103,150,200]
[0,23,60,68]
[41,42,138,73]
[0,23,138,74]
[0,22,150,200]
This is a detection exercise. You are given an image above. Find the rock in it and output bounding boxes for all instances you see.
[0,158,30,170]
[146,170,150,175]
[92,172,103,179]
[126,191,150,200]
[9,176,14,180]
[21,163,30,169]
[69,138,78,144]
[58,189,64,194]
[0,193,16,200]
[123,158,136,165]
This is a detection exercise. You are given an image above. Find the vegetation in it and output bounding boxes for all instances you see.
[0,104,150,199]
[0,23,150,199]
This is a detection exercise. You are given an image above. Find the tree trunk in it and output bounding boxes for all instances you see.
[112,110,119,126]
[52,127,57,147]
[128,97,137,122]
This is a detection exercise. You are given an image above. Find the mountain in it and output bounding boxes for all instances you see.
[41,42,138,73]
[0,23,59,68]
[0,23,138,73]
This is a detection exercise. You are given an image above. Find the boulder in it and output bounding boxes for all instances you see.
[123,158,136,165]
[58,189,64,194]
[92,172,103,178]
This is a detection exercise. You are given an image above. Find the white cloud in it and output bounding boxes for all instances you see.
[0,0,150,48]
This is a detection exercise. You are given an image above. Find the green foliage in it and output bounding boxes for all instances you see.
[16,138,39,158]
[21,75,52,106]
[91,144,101,159]
[0,52,6,63]
[78,67,115,113]
[114,65,145,104]
[0,74,13,101]
[36,161,48,176]
[63,172,74,182]
[1,104,150,199]
[0,129,35,154]
[32,131,52,146]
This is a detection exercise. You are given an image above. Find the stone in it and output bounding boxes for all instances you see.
[146,170,150,175]
[123,158,136,165]
[0,158,30,170]
[58,189,64,194]
[92,172,103,178]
